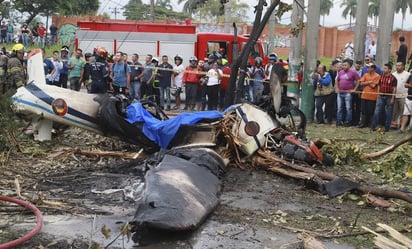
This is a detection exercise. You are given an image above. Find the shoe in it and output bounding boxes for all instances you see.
[166,106,171,111]
[343,123,351,127]
[384,127,390,132]
[357,123,366,128]
[183,105,188,110]
[391,121,399,129]
[398,130,404,134]
[172,106,180,110]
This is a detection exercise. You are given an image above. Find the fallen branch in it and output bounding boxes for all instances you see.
[364,134,412,159]
[254,157,315,180]
[363,224,412,249]
[256,150,412,203]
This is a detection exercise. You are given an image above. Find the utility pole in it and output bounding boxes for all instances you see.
[150,0,155,22]
[376,0,395,67]
[111,7,120,19]
[354,0,369,63]
[224,0,232,33]
[301,0,321,121]
[267,0,276,55]
[288,0,304,107]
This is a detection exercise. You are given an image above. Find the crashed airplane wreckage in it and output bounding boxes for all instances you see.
[12,50,336,234]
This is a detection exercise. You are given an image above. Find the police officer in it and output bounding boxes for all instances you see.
[6,43,25,95]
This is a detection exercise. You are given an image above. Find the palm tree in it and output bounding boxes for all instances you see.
[395,0,412,30]
[368,0,380,28]
[320,0,333,26]
[178,0,205,15]
[156,0,173,10]
[340,0,357,28]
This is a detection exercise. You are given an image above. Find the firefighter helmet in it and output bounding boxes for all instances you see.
[12,43,25,53]
[61,45,70,53]
[189,56,197,62]
[174,55,183,62]
[94,46,108,58]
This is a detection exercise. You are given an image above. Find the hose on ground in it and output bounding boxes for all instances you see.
[0,196,43,249]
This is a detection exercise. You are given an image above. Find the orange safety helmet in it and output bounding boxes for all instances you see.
[94,46,108,58]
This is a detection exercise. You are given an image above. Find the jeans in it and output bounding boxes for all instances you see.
[69,77,81,91]
[130,81,141,101]
[22,34,30,47]
[372,95,393,130]
[6,33,13,44]
[337,92,352,124]
[159,86,171,107]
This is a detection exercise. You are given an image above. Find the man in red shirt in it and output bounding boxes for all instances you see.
[37,23,46,47]
[371,63,398,132]
[219,62,231,110]
[182,56,202,111]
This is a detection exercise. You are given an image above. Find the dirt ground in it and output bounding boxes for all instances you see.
[1,123,411,249]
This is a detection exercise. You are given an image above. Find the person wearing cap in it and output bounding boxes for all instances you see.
[6,44,25,94]
[59,46,70,88]
[264,53,277,95]
[356,63,380,128]
[182,56,202,111]
[172,55,185,110]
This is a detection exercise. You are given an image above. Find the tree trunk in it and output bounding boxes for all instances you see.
[224,0,281,108]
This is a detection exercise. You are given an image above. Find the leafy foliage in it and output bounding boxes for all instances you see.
[11,0,99,25]
[0,94,19,151]
[320,140,365,165]
[123,1,189,21]
[371,145,412,180]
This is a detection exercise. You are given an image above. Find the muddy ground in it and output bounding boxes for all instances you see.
[0,123,411,249]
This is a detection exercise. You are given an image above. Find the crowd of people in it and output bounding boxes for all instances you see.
[3,35,412,134]
[0,20,58,48]
[312,35,412,133]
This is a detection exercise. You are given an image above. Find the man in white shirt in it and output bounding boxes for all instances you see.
[368,40,377,60]
[392,62,410,128]
[344,41,354,60]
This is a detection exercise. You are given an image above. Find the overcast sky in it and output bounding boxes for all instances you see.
[99,0,412,30]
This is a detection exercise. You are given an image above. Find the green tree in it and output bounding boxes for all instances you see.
[178,0,207,15]
[11,0,99,25]
[193,0,249,24]
[340,0,357,28]
[320,0,333,26]
[368,0,379,28]
[395,0,412,30]
[123,0,188,21]
[156,0,173,10]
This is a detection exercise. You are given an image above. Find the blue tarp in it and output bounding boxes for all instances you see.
[126,103,229,148]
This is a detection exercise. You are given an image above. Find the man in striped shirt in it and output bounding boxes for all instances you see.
[371,63,397,132]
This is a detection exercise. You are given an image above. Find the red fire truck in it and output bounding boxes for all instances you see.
[75,21,266,64]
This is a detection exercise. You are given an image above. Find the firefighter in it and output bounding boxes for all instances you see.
[0,48,8,94]
[89,46,112,94]
[6,43,25,95]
